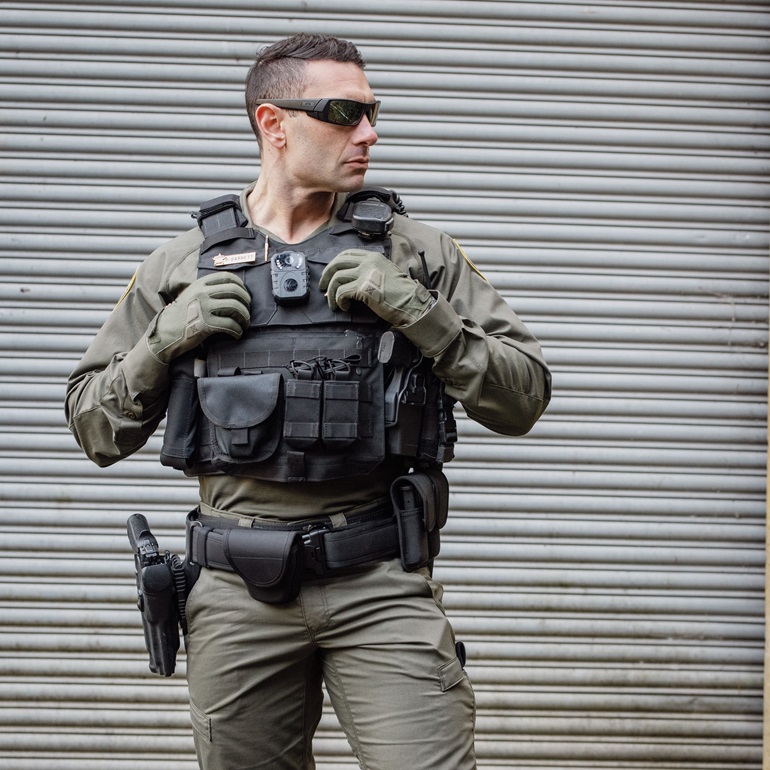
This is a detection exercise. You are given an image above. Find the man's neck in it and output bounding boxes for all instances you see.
[246,179,336,244]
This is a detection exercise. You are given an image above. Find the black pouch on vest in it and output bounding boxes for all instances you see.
[160,355,199,470]
[223,528,304,604]
[284,379,321,449]
[322,381,360,448]
[197,373,282,464]
[390,470,449,572]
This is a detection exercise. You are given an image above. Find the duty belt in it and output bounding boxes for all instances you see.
[186,503,400,577]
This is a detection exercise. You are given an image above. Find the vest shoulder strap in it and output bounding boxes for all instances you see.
[195,187,407,244]
[194,194,254,252]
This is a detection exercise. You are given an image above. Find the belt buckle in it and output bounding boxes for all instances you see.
[302,527,329,576]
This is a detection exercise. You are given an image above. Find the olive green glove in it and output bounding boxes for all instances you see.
[146,272,251,364]
[319,249,433,327]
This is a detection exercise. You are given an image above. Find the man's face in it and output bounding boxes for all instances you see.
[282,60,379,194]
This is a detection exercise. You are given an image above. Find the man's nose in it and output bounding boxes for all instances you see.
[354,115,378,145]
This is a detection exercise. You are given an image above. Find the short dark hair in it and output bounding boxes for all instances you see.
[245,34,367,144]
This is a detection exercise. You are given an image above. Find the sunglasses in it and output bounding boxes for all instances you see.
[254,98,380,127]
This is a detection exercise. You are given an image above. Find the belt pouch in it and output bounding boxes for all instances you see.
[223,528,303,604]
[160,355,199,469]
[391,471,449,571]
[424,469,449,560]
[391,476,432,571]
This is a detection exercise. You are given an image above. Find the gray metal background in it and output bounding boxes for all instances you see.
[1,1,768,768]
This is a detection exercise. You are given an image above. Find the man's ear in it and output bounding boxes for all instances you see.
[255,104,286,149]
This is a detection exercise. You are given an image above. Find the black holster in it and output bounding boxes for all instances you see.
[390,469,449,572]
[127,513,199,676]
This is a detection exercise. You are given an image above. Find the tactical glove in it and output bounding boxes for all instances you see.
[146,272,251,364]
[319,249,432,327]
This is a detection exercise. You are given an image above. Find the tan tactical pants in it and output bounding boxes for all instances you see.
[184,557,476,770]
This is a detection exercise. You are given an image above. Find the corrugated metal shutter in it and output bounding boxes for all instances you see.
[1,1,768,767]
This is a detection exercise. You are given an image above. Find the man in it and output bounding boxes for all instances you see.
[66,33,550,770]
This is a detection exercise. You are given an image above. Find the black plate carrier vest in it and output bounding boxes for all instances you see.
[160,189,457,483]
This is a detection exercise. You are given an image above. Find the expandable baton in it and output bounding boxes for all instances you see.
[127,513,181,677]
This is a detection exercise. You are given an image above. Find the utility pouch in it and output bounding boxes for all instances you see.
[223,527,304,604]
[390,470,449,572]
[197,373,283,464]
[160,355,199,470]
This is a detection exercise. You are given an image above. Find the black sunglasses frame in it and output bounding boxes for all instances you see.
[254,98,380,127]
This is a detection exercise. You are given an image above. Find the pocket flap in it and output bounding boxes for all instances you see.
[438,656,466,692]
[197,373,281,429]
[223,528,301,588]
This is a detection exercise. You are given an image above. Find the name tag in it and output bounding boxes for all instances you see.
[213,251,257,267]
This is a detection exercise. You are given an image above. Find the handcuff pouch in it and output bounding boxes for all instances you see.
[223,528,303,604]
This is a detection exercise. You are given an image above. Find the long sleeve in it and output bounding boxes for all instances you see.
[392,224,551,436]
[65,229,201,466]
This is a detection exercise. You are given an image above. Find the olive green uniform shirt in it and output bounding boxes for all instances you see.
[66,184,551,520]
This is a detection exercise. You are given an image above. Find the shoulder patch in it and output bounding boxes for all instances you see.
[453,240,487,281]
[114,270,137,310]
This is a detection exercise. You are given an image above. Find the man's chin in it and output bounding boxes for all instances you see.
[338,174,368,193]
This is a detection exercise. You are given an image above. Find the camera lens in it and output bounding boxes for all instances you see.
[275,251,303,269]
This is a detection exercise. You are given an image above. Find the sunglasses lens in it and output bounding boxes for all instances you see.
[327,100,379,126]
[328,100,365,126]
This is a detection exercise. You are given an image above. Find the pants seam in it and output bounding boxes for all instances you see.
[302,653,317,770]
[324,653,368,769]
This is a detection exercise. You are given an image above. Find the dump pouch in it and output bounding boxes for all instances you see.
[223,527,304,604]
[390,469,450,571]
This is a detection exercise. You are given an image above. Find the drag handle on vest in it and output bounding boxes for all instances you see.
[127,514,197,677]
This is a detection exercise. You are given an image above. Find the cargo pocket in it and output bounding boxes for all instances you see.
[189,697,212,742]
[197,373,282,463]
[438,656,466,692]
